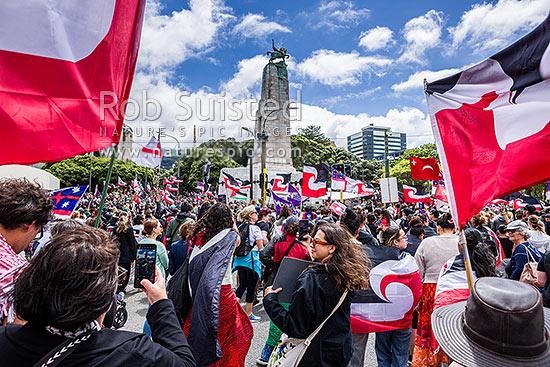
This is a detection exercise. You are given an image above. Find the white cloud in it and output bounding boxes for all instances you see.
[221,55,268,97]
[399,10,444,64]
[233,13,291,39]
[297,50,392,86]
[321,87,381,107]
[310,1,370,30]
[391,68,462,93]
[138,0,234,70]
[449,0,550,52]
[298,105,433,148]
[358,26,394,51]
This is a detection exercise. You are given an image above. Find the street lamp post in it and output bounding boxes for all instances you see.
[241,127,255,201]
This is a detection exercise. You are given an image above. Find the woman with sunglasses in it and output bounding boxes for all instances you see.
[263,223,369,366]
[505,220,542,281]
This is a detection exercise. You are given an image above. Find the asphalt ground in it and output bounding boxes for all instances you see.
[120,275,378,367]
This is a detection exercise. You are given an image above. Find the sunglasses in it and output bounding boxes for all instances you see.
[312,239,331,247]
[506,229,517,234]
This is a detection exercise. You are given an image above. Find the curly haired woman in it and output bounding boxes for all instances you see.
[263,223,369,366]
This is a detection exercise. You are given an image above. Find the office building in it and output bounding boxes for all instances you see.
[347,124,407,160]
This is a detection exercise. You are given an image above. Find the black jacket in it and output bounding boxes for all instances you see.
[357,229,379,247]
[404,234,422,256]
[115,227,138,263]
[0,299,195,367]
[263,265,353,367]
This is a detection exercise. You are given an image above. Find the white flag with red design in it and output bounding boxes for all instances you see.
[0,0,145,165]
[351,254,422,333]
[426,15,550,227]
[133,136,163,169]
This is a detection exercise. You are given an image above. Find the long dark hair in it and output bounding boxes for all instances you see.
[464,228,497,277]
[313,223,370,292]
[190,203,235,245]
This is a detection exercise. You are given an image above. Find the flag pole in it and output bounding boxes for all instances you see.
[95,145,118,227]
[458,229,474,290]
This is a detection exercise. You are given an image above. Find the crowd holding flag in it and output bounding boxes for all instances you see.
[426,14,550,228]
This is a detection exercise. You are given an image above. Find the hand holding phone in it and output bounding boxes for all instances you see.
[141,266,167,305]
[134,244,156,288]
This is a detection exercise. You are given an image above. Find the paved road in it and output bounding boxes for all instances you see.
[121,283,378,367]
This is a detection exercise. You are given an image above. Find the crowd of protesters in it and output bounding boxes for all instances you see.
[2,177,550,367]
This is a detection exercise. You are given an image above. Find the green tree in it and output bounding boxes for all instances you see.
[298,125,333,146]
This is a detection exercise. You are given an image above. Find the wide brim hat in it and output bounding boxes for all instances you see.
[432,301,550,367]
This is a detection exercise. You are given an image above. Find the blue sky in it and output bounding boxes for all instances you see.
[127,0,550,150]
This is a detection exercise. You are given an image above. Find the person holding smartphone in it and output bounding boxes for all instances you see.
[0,227,195,367]
[139,219,169,337]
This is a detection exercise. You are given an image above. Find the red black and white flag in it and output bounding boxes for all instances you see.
[513,196,543,210]
[0,0,145,165]
[351,255,422,333]
[403,184,432,203]
[223,172,251,192]
[171,176,184,184]
[409,157,442,180]
[302,164,330,198]
[166,184,178,193]
[117,177,127,187]
[271,173,291,192]
[160,190,175,205]
[426,15,550,228]
[164,178,174,185]
[346,178,376,196]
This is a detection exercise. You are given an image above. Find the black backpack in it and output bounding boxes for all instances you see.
[234,222,253,257]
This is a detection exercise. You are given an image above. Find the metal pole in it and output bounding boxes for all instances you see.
[89,153,93,190]
[95,145,118,227]
[263,168,267,207]
[249,156,254,202]
[384,129,390,180]
[145,167,148,194]
[339,159,344,203]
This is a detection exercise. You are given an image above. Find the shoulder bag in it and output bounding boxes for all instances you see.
[267,290,348,367]
[520,245,541,288]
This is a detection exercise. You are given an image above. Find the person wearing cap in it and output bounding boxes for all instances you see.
[504,220,542,281]
[432,277,550,367]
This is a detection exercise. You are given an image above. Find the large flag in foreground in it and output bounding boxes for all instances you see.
[0,0,146,165]
[426,15,550,228]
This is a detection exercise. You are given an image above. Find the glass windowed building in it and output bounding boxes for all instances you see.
[347,124,407,160]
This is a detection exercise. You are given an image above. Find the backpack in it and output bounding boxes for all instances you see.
[234,222,253,257]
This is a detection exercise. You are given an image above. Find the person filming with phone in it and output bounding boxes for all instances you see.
[0,226,195,367]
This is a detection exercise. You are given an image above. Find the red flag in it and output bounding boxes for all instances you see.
[426,15,550,227]
[0,0,145,165]
[409,157,442,180]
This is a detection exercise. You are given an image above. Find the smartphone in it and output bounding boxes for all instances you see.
[298,220,309,240]
[134,243,156,288]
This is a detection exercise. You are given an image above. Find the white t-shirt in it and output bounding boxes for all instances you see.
[249,224,262,251]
